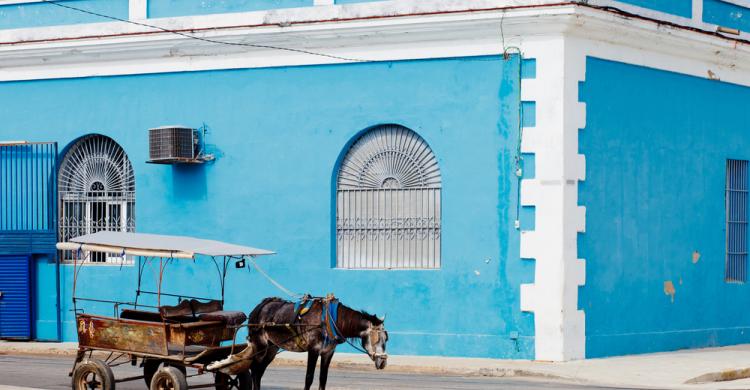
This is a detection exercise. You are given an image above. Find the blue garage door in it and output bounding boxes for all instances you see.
[0,142,58,256]
[0,255,31,339]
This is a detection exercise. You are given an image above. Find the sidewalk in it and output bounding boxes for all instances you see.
[3,341,750,389]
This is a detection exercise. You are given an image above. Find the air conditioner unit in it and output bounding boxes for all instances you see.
[148,126,200,164]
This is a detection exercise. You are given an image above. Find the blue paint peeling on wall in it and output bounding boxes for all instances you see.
[704,0,750,32]
[0,0,128,30]
[0,56,534,358]
[579,57,750,358]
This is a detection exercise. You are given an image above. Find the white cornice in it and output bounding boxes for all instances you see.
[719,0,750,8]
[0,0,565,44]
[0,1,748,83]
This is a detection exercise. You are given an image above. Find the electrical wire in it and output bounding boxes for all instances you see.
[40,0,368,63]
[500,10,527,228]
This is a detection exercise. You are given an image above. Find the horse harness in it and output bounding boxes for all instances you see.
[284,294,386,361]
[283,294,344,351]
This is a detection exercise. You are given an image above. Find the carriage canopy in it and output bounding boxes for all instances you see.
[56,231,275,259]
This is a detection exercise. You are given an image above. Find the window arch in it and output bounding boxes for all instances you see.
[58,135,135,263]
[336,125,441,269]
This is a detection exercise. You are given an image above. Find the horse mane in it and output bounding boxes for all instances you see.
[248,296,285,323]
[335,302,383,339]
[358,310,384,326]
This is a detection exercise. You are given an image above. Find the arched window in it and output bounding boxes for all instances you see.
[58,135,135,263]
[336,125,441,269]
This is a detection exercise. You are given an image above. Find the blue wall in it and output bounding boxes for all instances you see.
[617,0,692,18]
[579,57,750,358]
[33,255,59,341]
[0,56,534,358]
[0,0,128,30]
[704,0,750,32]
[147,0,311,18]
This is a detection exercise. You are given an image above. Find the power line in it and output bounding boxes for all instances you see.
[40,0,368,63]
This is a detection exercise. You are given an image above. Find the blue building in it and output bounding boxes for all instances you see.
[0,0,749,362]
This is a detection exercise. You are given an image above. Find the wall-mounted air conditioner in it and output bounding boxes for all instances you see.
[147,126,207,164]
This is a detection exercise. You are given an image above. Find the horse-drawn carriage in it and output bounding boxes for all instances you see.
[57,231,274,390]
[57,231,388,390]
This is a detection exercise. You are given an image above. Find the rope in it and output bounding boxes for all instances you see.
[249,258,303,299]
[329,313,370,355]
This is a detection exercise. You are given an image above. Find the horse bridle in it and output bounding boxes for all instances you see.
[366,326,388,360]
[326,307,387,360]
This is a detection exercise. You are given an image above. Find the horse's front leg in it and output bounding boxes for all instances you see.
[304,350,320,390]
[318,350,335,390]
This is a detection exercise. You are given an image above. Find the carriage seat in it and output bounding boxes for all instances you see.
[190,299,246,326]
[159,299,196,322]
[198,310,247,326]
[157,299,246,325]
[190,299,222,314]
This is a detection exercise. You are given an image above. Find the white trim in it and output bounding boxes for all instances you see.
[0,3,748,83]
[313,0,335,5]
[718,0,750,8]
[2,0,748,45]
[570,6,750,87]
[586,0,750,40]
[0,5,578,82]
[128,0,147,20]
[693,0,704,23]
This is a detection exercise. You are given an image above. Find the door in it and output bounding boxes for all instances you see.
[0,255,31,339]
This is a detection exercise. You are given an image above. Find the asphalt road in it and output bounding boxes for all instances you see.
[0,354,632,390]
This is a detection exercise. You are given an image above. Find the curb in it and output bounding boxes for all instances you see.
[0,344,575,383]
[0,344,78,357]
[268,357,578,382]
[685,367,750,384]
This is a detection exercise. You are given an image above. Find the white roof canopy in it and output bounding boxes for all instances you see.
[56,231,275,259]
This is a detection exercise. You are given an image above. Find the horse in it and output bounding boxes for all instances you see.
[208,296,388,390]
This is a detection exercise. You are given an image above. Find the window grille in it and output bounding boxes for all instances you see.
[58,135,135,265]
[336,125,441,269]
[726,159,748,283]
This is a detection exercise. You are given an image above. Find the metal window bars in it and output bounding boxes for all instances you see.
[726,159,748,283]
[336,125,441,269]
[58,135,135,264]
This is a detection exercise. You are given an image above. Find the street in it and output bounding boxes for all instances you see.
[0,354,631,390]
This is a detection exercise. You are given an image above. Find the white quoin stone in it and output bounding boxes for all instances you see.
[519,35,587,362]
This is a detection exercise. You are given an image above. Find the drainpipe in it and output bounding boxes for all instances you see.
[55,254,62,341]
[54,142,62,342]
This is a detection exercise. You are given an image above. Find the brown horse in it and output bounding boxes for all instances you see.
[210,296,388,390]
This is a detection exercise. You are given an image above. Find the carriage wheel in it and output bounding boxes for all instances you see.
[142,359,161,388]
[214,371,251,390]
[71,358,115,390]
[149,367,188,390]
[143,360,186,387]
